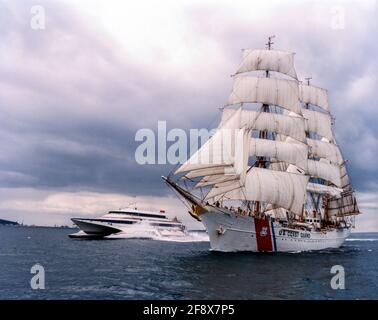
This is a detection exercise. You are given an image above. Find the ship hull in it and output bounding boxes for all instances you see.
[70,218,190,240]
[201,208,350,252]
[71,218,121,237]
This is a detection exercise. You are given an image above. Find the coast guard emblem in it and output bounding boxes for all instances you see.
[260,226,268,237]
[254,218,275,252]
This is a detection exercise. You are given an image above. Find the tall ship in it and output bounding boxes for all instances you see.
[69,207,191,240]
[164,37,360,252]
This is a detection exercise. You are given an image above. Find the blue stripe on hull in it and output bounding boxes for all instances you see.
[271,221,277,252]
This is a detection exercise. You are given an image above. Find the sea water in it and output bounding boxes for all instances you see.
[0,226,377,299]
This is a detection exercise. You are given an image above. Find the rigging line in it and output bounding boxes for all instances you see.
[198,185,209,197]
[181,176,197,185]
[232,47,255,76]
[218,193,227,203]
[183,178,191,192]
[170,185,193,211]
[238,176,248,203]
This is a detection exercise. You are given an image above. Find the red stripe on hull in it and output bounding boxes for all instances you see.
[254,218,273,252]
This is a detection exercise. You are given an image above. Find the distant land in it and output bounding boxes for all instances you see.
[0,218,19,226]
[0,218,75,229]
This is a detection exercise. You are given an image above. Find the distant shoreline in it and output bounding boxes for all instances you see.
[0,224,77,230]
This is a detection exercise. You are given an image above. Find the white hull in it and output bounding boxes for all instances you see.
[70,219,188,239]
[201,207,350,252]
[69,216,209,242]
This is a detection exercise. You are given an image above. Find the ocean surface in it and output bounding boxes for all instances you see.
[0,226,377,300]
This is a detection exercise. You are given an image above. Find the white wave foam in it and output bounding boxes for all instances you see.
[107,229,209,242]
[155,232,209,243]
[346,238,378,242]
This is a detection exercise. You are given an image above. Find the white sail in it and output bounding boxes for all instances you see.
[305,159,342,187]
[235,128,250,182]
[175,109,243,174]
[249,138,308,168]
[286,163,306,175]
[218,108,237,127]
[195,175,239,188]
[206,167,309,216]
[225,76,302,114]
[183,166,231,179]
[307,138,343,164]
[220,108,306,142]
[300,84,329,111]
[194,133,308,187]
[235,49,298,80]
[307,182,343,197]
[205,180,244,199]
[302,108,334,140]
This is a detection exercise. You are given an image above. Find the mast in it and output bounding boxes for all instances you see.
[305,77,329,225]
[264,35,275,77]
[303,77,321,222]
[303,77,312,222]
[254,36,274,217]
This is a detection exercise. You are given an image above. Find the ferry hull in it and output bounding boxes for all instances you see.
[70,218,191,240]
[71,219,121,237]
[201,208,350,252]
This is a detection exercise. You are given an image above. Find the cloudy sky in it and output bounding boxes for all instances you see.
[0,0,377,231]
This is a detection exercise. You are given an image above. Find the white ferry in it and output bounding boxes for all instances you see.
[69,207,189,240]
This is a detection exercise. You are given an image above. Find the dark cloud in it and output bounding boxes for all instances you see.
[0,0,377,206]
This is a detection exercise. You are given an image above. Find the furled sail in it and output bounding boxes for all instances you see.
[220,108,306,142]
[307,138,343,164]
[299,84,329,111]
[302,108,334,140]
[249,138,308,168]
[183,166,232,179]
[206,167,309,216]
[235,49,298,80]
[269,161,289,172]
[307,182,343,197]
[225,76,302,114]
